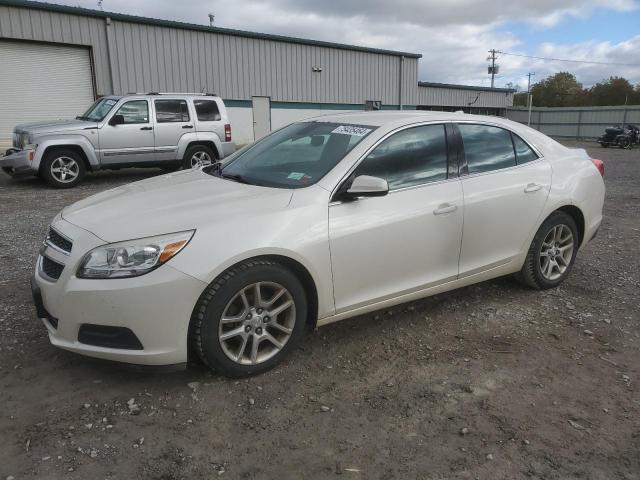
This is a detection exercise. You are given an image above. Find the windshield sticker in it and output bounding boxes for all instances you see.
[287,172,306,180]
[332,125,372,137]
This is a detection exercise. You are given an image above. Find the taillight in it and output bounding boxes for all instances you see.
[224,123,232,142]
[591,159,604,177]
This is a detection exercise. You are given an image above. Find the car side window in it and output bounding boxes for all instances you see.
[511,133,538,164]
[352,124,448,190]
[194,100,221,121]
[458,124,516,174]
[114,100,149,124]
[154,100,190,123]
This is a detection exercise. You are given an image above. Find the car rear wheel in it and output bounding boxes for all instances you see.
[516,211,579,290]
[41,149,86,188]
[183,145,217,169]
[190,259,307,377]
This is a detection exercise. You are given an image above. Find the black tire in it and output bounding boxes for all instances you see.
[599,142,608,148]
[515,211,579,290]
[618,137,631,149]
[190,259,307,378]
[40,148,86,188]
[183,144,217,169]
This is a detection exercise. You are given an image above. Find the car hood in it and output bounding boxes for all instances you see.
[14,119,97,135]
[61,169,294,242]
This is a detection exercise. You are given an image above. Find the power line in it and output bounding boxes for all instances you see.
[499,51,640,67]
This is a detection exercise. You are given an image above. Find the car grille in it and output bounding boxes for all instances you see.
[41,256,64,280]
[47,227,73,254]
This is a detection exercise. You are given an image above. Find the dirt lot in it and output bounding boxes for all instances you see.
[0,141,638,480]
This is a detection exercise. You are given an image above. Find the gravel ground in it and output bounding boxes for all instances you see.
[0,141,638,480]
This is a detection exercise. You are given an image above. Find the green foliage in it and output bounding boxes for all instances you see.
[528,72,640,107]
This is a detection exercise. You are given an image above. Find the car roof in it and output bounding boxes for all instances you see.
[105,93,222,100]
[307,110,515,128]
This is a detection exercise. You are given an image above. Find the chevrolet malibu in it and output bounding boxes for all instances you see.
[32,112,605,377]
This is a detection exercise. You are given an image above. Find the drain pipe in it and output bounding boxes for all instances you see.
[398,56,404,110]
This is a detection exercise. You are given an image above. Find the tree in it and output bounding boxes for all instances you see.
[513,92,528,107]
[530,72,583,107]
[590,77,636,106]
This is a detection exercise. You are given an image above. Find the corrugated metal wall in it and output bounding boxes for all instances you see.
[506,106,640,138]
[417,85,514,108]
[0,3,419,106]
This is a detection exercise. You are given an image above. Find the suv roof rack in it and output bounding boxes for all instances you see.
[123,92,219,96]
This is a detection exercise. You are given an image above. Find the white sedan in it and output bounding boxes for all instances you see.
[32,112,605,377]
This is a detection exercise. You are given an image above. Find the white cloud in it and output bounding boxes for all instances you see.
[59,0,640,87]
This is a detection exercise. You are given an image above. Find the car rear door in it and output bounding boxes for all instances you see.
[328,123,463,313]
[455,123,551,277]
[153,98,192,161]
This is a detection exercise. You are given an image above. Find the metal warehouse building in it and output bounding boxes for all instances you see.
[0,0,513,145]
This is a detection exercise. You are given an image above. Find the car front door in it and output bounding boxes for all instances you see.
[455,123,552,277]
[153,98,192,161]
[328,124,463,313]
[100,99,155,165]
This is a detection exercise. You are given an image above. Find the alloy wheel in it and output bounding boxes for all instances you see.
[539,224,574,281]
[50,156,79,183]
[218,282,296,365]
[190,151,212,168]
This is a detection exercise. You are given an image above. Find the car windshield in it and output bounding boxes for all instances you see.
[215,122,376,188]
[77,98,118,122]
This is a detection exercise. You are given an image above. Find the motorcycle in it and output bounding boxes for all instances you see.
[598,124,640,149]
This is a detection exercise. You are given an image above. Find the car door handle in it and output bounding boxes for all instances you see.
[182,125,193,129]
[524,183,542,193]
[433,203,457,215]
[140,126,153,131]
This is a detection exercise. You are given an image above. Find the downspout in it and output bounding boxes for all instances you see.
[398,55,404,110]
[104,17,116,95]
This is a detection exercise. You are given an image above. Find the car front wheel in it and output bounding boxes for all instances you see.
[41,149,86,188]
[516,211,579,290]
[190,259,307,377]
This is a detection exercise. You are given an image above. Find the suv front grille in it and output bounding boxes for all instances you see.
[46,228,73,254]
[41,256,64,280]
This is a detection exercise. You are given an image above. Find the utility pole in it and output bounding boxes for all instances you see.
[487,49,499,88]
[526,72,535,126]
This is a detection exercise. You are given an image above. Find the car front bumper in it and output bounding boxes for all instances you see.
[0,148,37,176]
[32,217,207,366]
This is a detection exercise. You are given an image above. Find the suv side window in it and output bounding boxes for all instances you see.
[154,99,190,123]
[194,100,221,121]
[458,124,516,174]
[114,100,149,124]
[352,124,448,190]
[512,133,538,164]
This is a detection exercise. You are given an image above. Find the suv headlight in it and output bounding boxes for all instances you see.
[77,230,194,279]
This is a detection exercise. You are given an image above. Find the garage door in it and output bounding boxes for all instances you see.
[0,40,94,142]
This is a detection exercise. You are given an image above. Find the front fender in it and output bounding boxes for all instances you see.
[34,135,99,170]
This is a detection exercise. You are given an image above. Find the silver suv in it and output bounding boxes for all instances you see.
[1,93,235,188]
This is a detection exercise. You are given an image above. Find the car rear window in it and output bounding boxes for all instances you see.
[155,100,190,123]
[194,100,221,122]
[459,124,516,174]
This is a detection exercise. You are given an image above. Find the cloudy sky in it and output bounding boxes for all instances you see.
[58,0,640,90]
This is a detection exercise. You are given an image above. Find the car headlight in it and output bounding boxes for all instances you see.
[77,230,194,279]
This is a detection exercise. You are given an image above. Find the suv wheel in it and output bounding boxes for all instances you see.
[190,259,307,378]
[41,149,86,188]
[184,145,217,169]
[516,211,579,290]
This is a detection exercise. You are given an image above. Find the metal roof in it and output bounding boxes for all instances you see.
[419,81,516,93]
[0,0,422,59]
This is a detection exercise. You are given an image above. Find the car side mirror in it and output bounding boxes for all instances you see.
[109,114,125,126]
[342,175,389,200]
